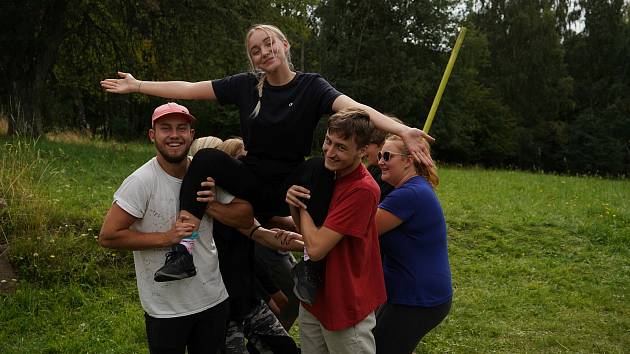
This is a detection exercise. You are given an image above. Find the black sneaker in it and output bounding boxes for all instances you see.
[154,244,196,282]
[292,260,323,305]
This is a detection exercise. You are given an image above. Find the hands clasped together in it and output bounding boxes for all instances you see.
[196,177,303,250]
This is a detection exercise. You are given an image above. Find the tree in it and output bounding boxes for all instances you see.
[468,0,575,171]
[313,0,457,125]
[1,0,317,139]
[0,0,70,136]
[431,27,518,165]
[564,0,630,175]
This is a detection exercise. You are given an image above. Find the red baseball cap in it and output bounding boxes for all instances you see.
[151,102,197,125]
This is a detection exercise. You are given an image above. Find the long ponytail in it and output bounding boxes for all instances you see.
[249,72,266,118]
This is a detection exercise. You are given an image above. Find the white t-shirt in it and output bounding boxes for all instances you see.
[113,157,229,318]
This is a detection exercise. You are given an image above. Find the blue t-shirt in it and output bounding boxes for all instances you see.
[379,176,452,307]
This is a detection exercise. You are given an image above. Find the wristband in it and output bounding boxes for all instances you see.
[249,225,261,239]
[137,80,142,93]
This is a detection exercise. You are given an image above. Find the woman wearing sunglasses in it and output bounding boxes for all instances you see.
[373,135,452,354]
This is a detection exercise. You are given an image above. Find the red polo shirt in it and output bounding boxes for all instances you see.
[302,164,386,330]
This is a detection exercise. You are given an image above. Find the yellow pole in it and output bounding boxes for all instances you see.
[423,27,467,134]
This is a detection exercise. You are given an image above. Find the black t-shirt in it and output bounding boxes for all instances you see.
[212,72,342,162]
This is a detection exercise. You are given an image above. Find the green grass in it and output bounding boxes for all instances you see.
[1,137,628,353]
[424,168,629,353]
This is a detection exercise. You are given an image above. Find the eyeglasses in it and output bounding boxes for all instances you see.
[378,151,410,162]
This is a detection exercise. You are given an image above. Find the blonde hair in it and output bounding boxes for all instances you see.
[217,137,245,158]
[386,135,439,189]
[189,136,223,157]
[245,24,294,118]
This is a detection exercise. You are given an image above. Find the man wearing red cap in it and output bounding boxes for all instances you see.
[99,102,251,353]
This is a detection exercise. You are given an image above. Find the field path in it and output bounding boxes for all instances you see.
[0,198,17,294]
[0,244,17,294]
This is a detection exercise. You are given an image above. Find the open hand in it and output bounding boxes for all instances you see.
[100,71,139,94]
[400,127,435,167]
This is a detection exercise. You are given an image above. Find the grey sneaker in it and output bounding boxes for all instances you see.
[154,244,196,282]
[292,260,322,305]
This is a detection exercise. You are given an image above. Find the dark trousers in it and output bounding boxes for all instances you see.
[181,150,334,224]
[374,299,452,354]
[181,149,303,221]
[144,299,229,354]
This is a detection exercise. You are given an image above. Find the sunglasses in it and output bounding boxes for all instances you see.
[378,151,410,162]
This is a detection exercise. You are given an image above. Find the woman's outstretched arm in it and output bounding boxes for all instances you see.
[100,71,216,100]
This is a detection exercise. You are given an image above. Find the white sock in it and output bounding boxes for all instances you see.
[179,231,199,254]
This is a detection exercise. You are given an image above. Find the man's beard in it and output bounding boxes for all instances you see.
[156,144,189,163]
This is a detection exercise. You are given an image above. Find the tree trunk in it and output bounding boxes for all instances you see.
[5,0,68,137]
[301,40,305,72]
[6,99,15,136]
[72,89,89,131]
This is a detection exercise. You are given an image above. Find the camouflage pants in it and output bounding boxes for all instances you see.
[224,300,298,354]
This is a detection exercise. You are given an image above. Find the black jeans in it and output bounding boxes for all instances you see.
[374,299,452,354]
[180,150,334,224]
[181,149,301,221]
[144,299,229,354]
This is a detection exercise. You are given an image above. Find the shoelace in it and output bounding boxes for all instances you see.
[164,249,182,263]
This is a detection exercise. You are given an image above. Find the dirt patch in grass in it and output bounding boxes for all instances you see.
[0,197,17,294]
[0,244,18,294]
[0,114,7,136]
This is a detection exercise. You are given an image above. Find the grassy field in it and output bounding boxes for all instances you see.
[1,136,628,353]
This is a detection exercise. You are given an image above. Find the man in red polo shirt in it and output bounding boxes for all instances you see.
[286,108,386,354]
